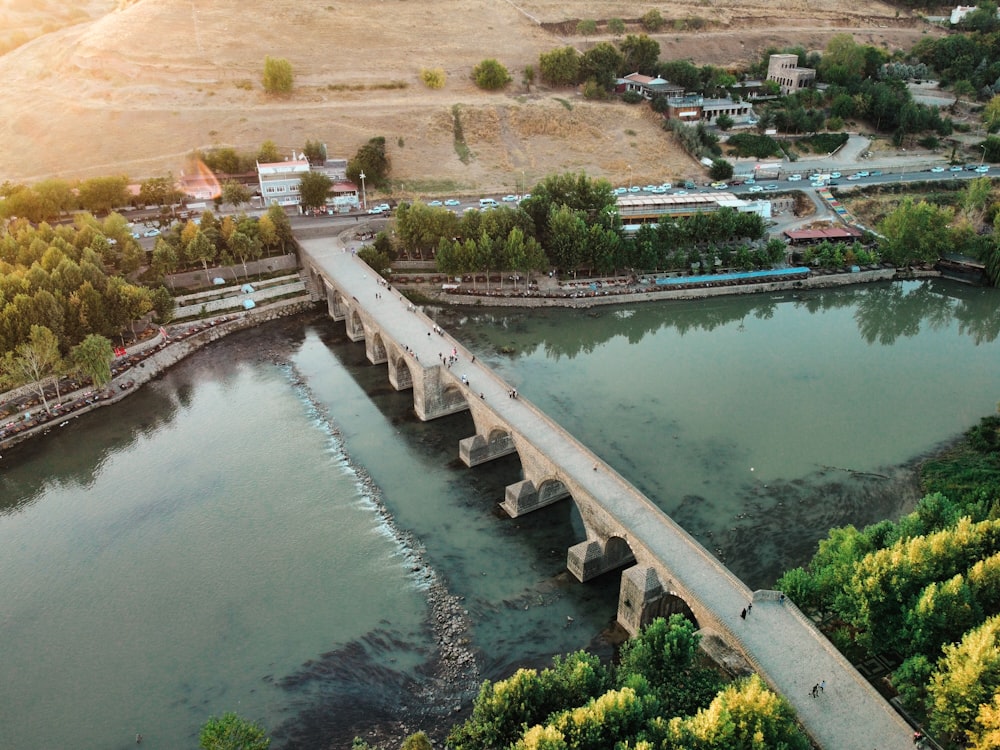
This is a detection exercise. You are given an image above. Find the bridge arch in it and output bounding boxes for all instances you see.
[388,352,414,391]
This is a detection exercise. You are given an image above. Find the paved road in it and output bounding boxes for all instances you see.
[301,235,917,750]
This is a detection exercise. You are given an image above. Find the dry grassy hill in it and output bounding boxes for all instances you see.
[0,0,938,196]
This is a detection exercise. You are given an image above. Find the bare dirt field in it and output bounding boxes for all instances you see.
[0,0,942,197]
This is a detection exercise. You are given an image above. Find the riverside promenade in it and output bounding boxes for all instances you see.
[301,236,916,750]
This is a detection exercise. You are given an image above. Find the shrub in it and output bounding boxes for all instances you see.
[622,91,644,104]
[262,56,293,94]
[581,79,607,100]
[641,9,665,31]
[472,59,512,90]
[420,67,446,89]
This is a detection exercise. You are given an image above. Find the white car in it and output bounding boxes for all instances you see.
[427,200,443,206]
[830,172,842,179]
[930,166,946,173]
[615,187,628,195]
[847,174,862,181]
[502,194,519,202]
[748,185,764,193]
[787,174,802,182]
[976,165,990,173]
[673,190,688,196]
[143,228,160,237]
[444,199,461,206]
[367,206,385,214]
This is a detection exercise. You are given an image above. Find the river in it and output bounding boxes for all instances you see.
[0,279,997,749]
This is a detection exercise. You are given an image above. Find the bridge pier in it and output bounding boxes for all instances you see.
[501,478,570,517]
[346,308,365,342]
[617,565,693,637]
[459,430,516,467]
[567,536,635,582]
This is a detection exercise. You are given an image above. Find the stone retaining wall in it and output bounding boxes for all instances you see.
[435,268,903,308]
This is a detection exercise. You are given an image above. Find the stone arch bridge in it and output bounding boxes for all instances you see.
[299,240,914,750]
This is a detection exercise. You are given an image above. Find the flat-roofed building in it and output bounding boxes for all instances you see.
[766,54,816,95]
[616,193,771,231]
[257,159,310,207]
[615,72,685,100]
[664,95,755,123]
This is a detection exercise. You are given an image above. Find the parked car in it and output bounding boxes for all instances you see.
[367,206,385,214]
[748,185,764,193]
[143,228,160,237]
[847,174,862,181]
[830,171,842,179]
[502,194,519,202]
[787,174,802,181]
[744,178,755,185]
[869,170,882,177]
[975,165,991,173]
[856,170,870,177]
[673,190,688,196]
[764,183,779,191]
[950,165,964,172]
[930,166,946,173]
[427,200,443,206]
[444,199,461,206]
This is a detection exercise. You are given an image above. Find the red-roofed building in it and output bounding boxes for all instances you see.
[615,72,684,100]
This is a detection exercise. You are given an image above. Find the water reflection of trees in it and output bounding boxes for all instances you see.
[460,281,1000,359]
[0,386,181,515]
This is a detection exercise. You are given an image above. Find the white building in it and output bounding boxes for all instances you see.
[951,5,977,23]
[257,159,310,207]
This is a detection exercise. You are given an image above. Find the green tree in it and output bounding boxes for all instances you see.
[619,34,660,75]
[928,615,1000,744]
[257,140,283,164]
[302,139,327,165]
[221,180,252,209]
[709,159,734,180]
[715,113,734,131]
[187,230,218,285]
[580,42,624,90]
[262,56,293,94]
[401,732,432,750]
[878,197,955,267]
[522,64,535,90]
[473,58,512,90]
[199,712,271,750]
[138,176,181,207]
[265,204,294,253]
[539,47,581,86]
[984,94,1000,133]
[576,19,596,39]
[298,171,333,211]
[347,137,391,191]
[2,325,63,413]
[77,175,130,215]
[608,18,625,36]
[664,675,810,750]
[640,9,665,32]
[70,333,114,388]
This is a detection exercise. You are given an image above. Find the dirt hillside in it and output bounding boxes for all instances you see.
[0,0,940,195]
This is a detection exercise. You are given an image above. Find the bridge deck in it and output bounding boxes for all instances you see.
[301,238,914,750]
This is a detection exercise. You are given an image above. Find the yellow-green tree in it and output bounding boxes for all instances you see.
[262,56,293,94]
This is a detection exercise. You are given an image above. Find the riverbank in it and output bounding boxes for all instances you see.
[0,297,314,456]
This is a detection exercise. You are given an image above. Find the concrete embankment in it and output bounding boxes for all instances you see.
[432,267,920,309]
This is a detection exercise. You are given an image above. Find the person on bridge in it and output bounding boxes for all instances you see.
[740,607,747,620]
